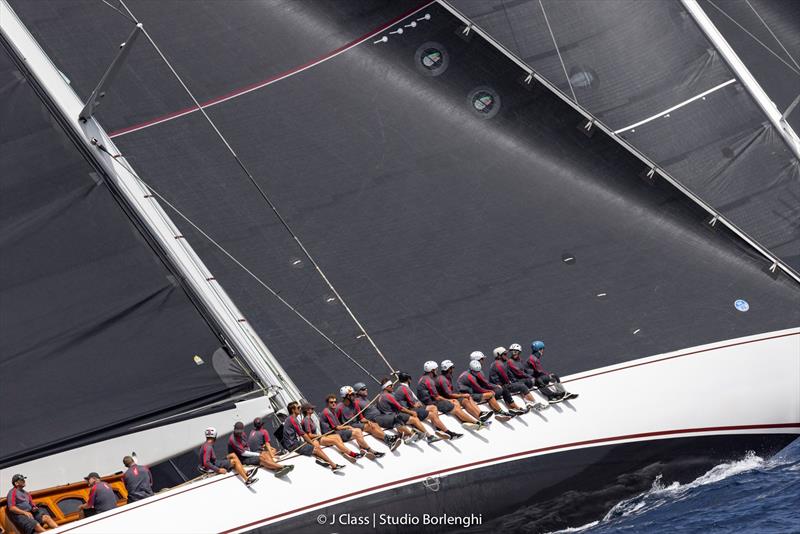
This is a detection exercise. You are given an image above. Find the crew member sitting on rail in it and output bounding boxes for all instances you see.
[377,378,443,444]
[338,385,401,451]
[6,474,58,533]
[489,347,541,411]
[321,394,386,459]
[354,382,415,443]
[198,427,256,485]
[457,358,514,421]
[418,361,484,430]
[229,421,293,478]
[122,456,154,503]
[506,344,549,410]
[396,372,462,440]
[301,402,364,463]
[78,472,117,517]
[282,401,344,472]
[249,417,287,457]
[436,360,494,425]
[527,341,578,402]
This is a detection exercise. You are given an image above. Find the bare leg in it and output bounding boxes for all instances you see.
[425,406,450,432]
[319,434,355,456]
[33,524,46,533]
[42,514,58,529]
[363,421,385,440]
[483,393,503,412]
[312,444,337,468]
[450,403,479,423]
[395,425,413,437]
[258,450,284,471]
[460,397,482,418]
[351,428,372,450]
[227,453,250,482]
[407,415,428,434]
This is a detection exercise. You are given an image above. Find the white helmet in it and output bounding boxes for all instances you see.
[469,351,485,361]
[339,385,354,398]
[424,360,438,373]
[204,427,217,439]
[509,343,522,352]
[469,360,482,372]
[441,359,454,371]
[493,346,507,358]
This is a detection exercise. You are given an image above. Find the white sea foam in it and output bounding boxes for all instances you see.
[546,520,600,534]
[602,451,764,523]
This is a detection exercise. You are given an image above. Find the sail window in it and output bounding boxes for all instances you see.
[568,66,598,89]
[415,42,449,76]
[468,87,501,119]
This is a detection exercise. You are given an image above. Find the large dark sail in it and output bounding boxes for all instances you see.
[452,0,800,271]
[8,0,799,411]
[0,41,252,468]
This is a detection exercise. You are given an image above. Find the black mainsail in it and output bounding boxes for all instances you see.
[451,0,800,271]
[7,0,798,409]
[0,40,253,468]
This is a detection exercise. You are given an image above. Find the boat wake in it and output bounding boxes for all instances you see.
[548,440,800,534]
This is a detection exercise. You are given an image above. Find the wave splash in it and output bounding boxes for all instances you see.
[548,450,769,534]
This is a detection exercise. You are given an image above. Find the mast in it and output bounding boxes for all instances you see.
[0,0,302,406]
[682,0,800,160]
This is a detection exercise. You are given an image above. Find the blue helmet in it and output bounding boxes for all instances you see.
[531,340,545,352]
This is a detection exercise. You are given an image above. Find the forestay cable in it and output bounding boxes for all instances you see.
[116,0,396,375]
[109,152,383,384]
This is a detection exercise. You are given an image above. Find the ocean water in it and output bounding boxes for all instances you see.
[552,438,800,534]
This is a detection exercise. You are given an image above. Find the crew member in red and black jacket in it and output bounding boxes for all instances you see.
[435,360,494,424]
[338,385,401,450]
[321,394,385,458]
[78,472,117,517]
[301,402,364,463]
[198,427,254,485]
[229,421,293,478]
[396,372,461,440]
[282,401,343,472]
[248,417,286,457]
[488,347,534,413]
[122,456,153,503]
[527,341,578,401]
[377,378,441,444]
[6,474,57,533]
[457,358,514,420]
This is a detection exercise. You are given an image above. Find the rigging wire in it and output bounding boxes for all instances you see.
[744,0,800,73]
[109,151,382,384]
[117,0,396,376]
[538,0,578,104]
[705,0,800,78]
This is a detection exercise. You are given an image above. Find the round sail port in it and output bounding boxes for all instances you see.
[468,86,501,119]
[569,66,598,90]
[415,42,449,76]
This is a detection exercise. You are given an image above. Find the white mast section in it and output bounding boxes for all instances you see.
[682,0,800,160]
[0,0,302,406]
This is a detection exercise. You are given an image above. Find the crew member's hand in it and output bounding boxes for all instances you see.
[24,511,33,519]
[217,468,227,474]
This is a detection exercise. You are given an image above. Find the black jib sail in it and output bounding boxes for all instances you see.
[7,0,799,410]
[0,42,252,468]
[451,0,800,271]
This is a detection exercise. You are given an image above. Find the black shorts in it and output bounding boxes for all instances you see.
[218,459,233,470]
[435,399,455,413]
[507,381,530,395]
[349,420,364,429]
[374,413,403,429]
[337,429,353,442]
[241,456,260,466]
[470,392,484,403]
[10,509,47,534]
[413,406,429,420]
[289,442,315,456]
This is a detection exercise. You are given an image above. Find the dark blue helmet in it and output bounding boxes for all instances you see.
[353,382,367,392]
[531,340,545,352]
